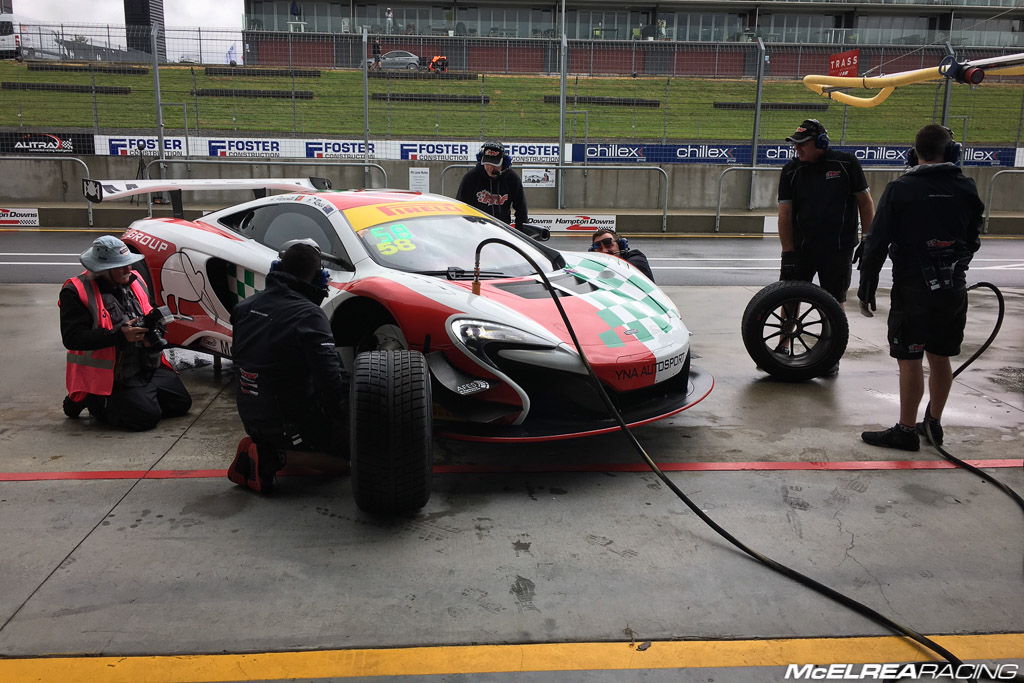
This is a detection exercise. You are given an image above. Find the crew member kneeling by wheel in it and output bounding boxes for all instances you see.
[228,240,349,493]
[59,236,192,431]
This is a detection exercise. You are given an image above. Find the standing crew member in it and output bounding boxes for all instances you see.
[59,236,191,430]
[227,240,348,493]
[777,118,875,305]
[858,124,983,451]
[589,229,654,281]
[456,141,529,228]
[371,37,382,70]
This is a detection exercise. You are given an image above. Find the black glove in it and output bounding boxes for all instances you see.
[858,271,878,317]
[780,251,799,281]
[851,238,867,269]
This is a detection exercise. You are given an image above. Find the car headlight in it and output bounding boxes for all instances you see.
[451,319,556,365]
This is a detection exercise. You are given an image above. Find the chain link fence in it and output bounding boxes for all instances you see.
[0,24,1022,146]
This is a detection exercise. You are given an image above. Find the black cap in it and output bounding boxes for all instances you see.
[786,119,824,144]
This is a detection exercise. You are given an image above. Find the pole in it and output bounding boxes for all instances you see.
[748,38,766,211]
[941,42,954,127]
[363,29,371,186]
[151,23,165,179]
[557,0,567,210]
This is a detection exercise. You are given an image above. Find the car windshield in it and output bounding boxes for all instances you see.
[356,214,553,277]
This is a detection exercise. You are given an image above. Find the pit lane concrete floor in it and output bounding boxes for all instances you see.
[0,283,1021,683]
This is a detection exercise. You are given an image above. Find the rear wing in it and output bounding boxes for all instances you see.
[82,177,333,218]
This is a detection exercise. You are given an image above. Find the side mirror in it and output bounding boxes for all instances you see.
[516,223,550,242]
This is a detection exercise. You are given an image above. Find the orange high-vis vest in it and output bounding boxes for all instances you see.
[61,272,155,397]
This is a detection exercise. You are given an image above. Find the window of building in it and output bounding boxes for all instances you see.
[951,17,1023,47]
[674,13,743,42]
[855,15,929,45]
[759,14,838,44]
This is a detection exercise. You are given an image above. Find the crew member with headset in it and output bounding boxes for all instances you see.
[858,124,983,451]
[227,240,349,493]
[589,228,655,281]
[455,141,529,228]
[776,118,875,375]
[59,235,192,431]
[777,118,875,307]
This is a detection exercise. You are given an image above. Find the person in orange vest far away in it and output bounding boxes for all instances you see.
[58,236,192,430]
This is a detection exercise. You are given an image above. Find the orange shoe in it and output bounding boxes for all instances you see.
[227,437,279,493]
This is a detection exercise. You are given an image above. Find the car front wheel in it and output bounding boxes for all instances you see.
[350,350,433,515]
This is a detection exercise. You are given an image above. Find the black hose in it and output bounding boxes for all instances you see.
[924,282,1023,514]
[473,238,967,669]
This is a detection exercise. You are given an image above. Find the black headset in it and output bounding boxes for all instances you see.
[476,141,512,171]
[906,126,961,167]
[270,239,330,293]
[804,119,830,150]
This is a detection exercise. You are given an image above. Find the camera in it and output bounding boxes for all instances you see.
[141,306,174,350]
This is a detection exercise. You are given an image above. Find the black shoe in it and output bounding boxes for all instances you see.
[862,423,920,452]
[62,395,86,418]
[916,415,943,446]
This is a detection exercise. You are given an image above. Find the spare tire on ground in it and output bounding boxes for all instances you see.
[741,280,849,382]
[350,349,433,514]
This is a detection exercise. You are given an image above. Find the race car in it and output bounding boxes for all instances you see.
[83,178,713,443]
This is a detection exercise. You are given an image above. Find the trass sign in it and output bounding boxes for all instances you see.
[829,49,859,78]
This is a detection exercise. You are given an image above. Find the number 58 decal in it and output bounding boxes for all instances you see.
[371,224,416,255]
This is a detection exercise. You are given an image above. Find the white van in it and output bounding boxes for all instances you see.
[0,14,62,60]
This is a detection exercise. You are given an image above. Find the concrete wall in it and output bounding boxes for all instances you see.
[2,155,1022,233]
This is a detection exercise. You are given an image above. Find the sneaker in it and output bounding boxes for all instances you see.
[227,437,280,493]
[62,395,87,418]
[916,415,944,446]
[862,424,920,452]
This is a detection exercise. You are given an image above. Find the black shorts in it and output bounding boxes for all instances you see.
[887,285,967,360]
[780,245,854,302]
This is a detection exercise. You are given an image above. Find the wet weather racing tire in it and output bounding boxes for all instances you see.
[741,280,849,382]
[350,349,433,515]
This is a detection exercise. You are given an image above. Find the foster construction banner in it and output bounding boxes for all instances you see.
[82,135,1022,168]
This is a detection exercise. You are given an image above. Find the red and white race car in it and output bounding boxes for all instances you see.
[84,177,713,442]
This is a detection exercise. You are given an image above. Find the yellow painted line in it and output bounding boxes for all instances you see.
[1,634,1021,682]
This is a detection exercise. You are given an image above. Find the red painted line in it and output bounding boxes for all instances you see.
[434,459,1023,474]
[0,459,1019,482]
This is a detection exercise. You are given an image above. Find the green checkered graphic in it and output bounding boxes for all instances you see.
[567,259,678,348]
[226,264,264,305]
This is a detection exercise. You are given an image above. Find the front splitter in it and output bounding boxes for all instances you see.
[436,365,714,443]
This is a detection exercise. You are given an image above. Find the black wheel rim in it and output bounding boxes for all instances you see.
[760,296,834,369]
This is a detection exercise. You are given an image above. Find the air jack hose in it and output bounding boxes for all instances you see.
[923,282,1023,514]
[473,239,1016,678]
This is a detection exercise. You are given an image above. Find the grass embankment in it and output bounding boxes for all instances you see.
[0,61,1021,144]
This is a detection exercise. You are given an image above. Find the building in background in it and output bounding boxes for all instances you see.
[243,0,1023,48]
[0,1,12,16]
[124,0,166,61]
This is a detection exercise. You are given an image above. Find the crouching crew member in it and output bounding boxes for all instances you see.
[589,229,655,281]
[858,124,983,451]
[59,236,191,431]
[227,240,349,493]
[456,141,528,228]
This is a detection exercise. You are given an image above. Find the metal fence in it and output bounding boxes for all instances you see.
[1,24,1023,147]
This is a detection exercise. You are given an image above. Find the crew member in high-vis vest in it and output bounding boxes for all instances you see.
[58,236,191,431]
